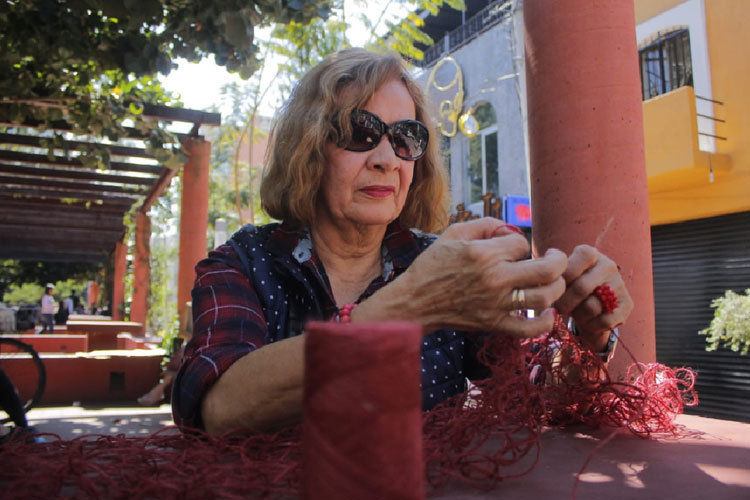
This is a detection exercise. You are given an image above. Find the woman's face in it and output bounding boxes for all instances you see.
[318,78,416,230]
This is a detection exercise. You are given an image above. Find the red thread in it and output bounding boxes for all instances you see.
[303,321,424,499]
[594,285,619,313]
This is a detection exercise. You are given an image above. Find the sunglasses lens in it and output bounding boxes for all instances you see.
[348,111,383,151]
[391,121,428,161]
[343,110,429,161]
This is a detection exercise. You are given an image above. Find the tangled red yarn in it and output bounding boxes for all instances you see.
[422,315,698,491]
[0,317,697,499]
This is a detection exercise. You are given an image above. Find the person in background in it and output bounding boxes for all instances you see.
[70,291,80,312]
[54,299,69,326]
[63,293,74,316]
[38,284,56,334]
[138,302,192,406]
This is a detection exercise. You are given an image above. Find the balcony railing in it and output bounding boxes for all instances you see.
[420,0,513,68]
[696,94,727,142]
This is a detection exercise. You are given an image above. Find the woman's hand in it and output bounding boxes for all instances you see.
[366,217,568,338]
[554,245,634,351]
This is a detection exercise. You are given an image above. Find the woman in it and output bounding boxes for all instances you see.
[172,48,633,435]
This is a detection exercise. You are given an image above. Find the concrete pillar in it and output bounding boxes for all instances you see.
[524,0,656,378]
[130,211,151,328]
[111,239,127,321]
[177,137,211,333]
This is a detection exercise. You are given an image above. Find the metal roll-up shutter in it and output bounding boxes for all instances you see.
[651,211,750,422]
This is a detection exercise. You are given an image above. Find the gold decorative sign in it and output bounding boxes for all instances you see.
[426,57,465,138]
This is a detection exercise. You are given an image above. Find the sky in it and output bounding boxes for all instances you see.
[161,58,247,122]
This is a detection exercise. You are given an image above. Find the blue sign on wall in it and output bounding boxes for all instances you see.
[505,196,532,227]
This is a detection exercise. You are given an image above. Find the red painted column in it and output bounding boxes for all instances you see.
[177,137,211,331]
[524,0,656,378]
[87,281,99,310]
[130,211,151,329]
[111,239,127,321]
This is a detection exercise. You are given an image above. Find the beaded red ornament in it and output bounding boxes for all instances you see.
[594,285,619,313]
[337,303,357,323]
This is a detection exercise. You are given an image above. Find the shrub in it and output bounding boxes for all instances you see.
[699,289,750,355]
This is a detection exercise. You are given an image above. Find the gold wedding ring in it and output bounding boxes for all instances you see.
[511,288,526,310]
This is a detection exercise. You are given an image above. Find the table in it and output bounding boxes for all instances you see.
[435,414,750,499]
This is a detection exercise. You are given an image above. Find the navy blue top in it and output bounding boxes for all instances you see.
[173,220,486,428]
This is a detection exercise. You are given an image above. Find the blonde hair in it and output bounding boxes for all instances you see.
[260,48,449,233]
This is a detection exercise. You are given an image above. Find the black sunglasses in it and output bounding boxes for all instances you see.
[338,109,429,161]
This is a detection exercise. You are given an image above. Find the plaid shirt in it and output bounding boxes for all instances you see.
[173,221,480,429]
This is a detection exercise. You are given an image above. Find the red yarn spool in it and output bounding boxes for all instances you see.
[303,321,424,500]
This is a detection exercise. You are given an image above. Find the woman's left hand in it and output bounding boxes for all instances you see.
[554,245,634,352]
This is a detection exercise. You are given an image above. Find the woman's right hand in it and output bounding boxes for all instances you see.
[383,218,568,337]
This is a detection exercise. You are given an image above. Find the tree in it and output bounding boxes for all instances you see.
[270,14,349,102]
[0,0,334,162]
[269,0,466,102]
[209,0,467,229]
[147,182,180,336]
[219,39,280,227]
[2,278,89,306]
[0,260,101,301]
[359,0,466,61]
[699,289,750,355]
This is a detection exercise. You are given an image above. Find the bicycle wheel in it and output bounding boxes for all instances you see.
[0,337,46,423]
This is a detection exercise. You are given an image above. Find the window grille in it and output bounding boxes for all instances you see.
[421,0,513,68]
[639,29,693,100]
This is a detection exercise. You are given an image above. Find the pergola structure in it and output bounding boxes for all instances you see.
[0,104,220,325]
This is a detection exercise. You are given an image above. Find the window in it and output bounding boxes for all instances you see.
[440,135,451,181]
[639,28,693,100]
[467,102,498,204]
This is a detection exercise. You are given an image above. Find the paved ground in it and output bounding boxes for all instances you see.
[23,402,173,439]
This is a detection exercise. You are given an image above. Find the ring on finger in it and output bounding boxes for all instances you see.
[511,288,526,310]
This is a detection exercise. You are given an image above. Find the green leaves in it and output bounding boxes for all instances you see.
[128,102,144,115]
[222,13,254,51]
[0,0,335,149]
[699,289,750,355]
[357,0,461,63]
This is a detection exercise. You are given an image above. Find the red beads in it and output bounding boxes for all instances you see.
[337,303,357,323]
[594,285,619,314]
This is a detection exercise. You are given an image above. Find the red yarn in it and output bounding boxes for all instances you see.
[594,285,619,313]
[303,321,424,499]
[0,316,697,498]
[422,315,697,492]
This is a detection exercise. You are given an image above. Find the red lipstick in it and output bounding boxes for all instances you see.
[360,185,395,198]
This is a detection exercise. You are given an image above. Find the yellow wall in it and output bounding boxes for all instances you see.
[635,0,688,24]
[639,0,750,225]
[643,87,700,180]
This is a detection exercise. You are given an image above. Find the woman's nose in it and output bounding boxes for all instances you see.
[367,134,400,171]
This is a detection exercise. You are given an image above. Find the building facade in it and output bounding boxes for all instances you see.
[637,0,750,422]
[414,0,749,422]
[413,0,530,226]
